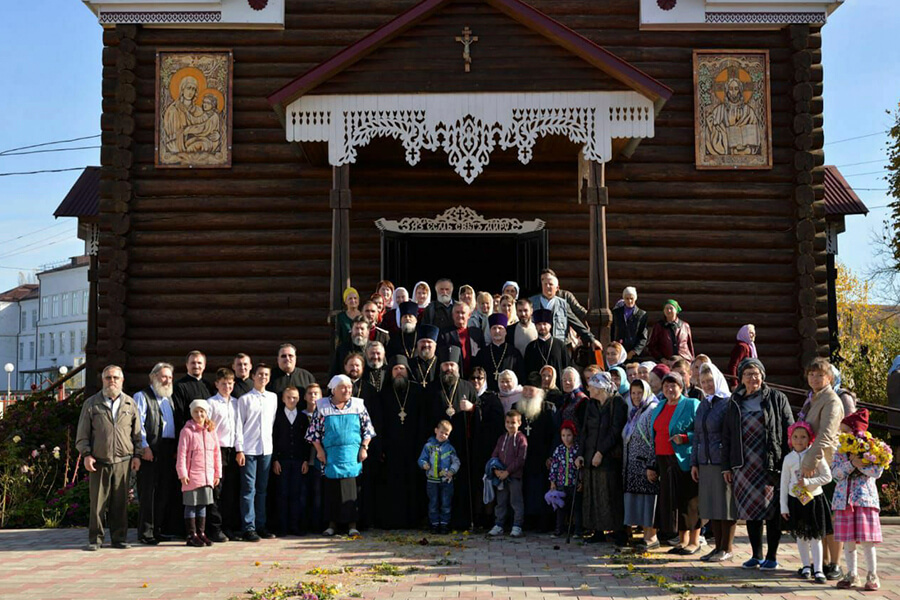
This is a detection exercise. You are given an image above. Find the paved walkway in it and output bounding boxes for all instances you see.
[0,526,896,600]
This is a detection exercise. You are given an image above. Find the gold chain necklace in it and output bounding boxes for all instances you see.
[489,343,507,380]
[441,378,460,417]
[394,384,410,425]
[417,356,436,388]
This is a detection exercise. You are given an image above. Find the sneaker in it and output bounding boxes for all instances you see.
[348,528,361,537]
[864,573,880,591]
[700,549,719,562]
[797,566,812,579]
[84,543,100,552]
[707,551,733,563]
[813,571,827,584]
[487,525,504,537]
[836,573,860,589]
[510,526,523,538]
[111,542,131,549]
[825,563,843,581]
[759,559,779,571]
[742,558,762,569]
[243,530,261,542]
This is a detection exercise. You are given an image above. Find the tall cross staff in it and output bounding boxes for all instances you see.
[455,27,478,73]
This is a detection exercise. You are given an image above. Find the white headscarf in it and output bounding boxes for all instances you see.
[639,361,656,372]
[498,369,523,413]
[328,374,352,391]
[561,366,583,393]
[502,281,520,299]
[699,363,730,399]
[393,287,409,328]
[413,281,431,309]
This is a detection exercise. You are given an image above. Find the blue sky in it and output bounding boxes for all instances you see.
[0,0,896,297]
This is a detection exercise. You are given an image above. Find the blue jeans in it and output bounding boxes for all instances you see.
[426,480,454,526]
[276,459,306,534]
[240,454,272,532]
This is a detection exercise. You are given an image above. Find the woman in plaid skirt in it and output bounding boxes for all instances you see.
[832,409,883,591]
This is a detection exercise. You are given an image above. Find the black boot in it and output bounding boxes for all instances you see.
[196,516,213,546]
[185,518,204,547]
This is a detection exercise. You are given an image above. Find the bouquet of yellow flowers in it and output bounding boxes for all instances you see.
[838,431,893,470]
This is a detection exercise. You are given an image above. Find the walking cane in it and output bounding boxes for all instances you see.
[464,410,475,532]
[566,471,581,544]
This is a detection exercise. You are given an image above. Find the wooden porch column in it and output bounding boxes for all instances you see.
[330,164,352,313]
[580,158,612,347]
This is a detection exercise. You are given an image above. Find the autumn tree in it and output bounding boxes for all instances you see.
[835,262,900,405]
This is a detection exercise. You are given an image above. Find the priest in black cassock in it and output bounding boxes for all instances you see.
[439,302,485,377]
[474,314,524,392]
[469,367,506,528]
[330,317,370,378]
[426,346,478,530]
[172,350,216,432]
[516,384,557,531]
[410,324,440,389]
[386,301,421,361]
[267,343,316,399]
[373,355,427,529]
[362,342,387,396]
[524,309,569,389]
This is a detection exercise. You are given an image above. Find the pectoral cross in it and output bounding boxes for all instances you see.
[398,409,407,424]
[524,420,533,437]
[455,27,478,73]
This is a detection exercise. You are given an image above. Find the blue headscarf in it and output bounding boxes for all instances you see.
[890,356,900,377]
[609,366,629,395]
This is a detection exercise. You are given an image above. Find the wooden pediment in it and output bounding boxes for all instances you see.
[268,0,672,113]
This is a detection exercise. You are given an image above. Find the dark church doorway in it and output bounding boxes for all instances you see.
[380,230,548,298]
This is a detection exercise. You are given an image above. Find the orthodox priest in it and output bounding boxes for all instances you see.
[474,314,524,392]
[330,317,370,378]
[362,342,387,395]
[410,324,440,388]
[469,366,505,528]
[517,384,557,531]
[372,356,426,529]
[427,346,477,530]
[386,301,420,361]
[524,309,569,388]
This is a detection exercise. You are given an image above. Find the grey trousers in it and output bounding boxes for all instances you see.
[89,460,131,544]
[494,477,524,528]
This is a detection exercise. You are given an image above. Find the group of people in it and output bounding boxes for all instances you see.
[74,273,885,591]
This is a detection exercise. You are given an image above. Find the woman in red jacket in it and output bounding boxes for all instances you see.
[726,324,757,380]
[646,300,695,362]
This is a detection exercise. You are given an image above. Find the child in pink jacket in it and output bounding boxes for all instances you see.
[177,399,222,547]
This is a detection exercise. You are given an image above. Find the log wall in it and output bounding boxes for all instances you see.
[95,0,829,388]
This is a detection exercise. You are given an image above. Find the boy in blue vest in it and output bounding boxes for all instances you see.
[418,420,461,534]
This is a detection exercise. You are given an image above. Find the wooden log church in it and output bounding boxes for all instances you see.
[80,0,844,386]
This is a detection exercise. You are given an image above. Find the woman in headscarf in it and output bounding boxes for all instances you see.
[648,364,670,397]
[540,365,564,409]
[334,287,361,348]
[691,362,736,562]
[558,366,587,428]
[646,299,695,362]
[497,369,523,413]
[638,361,656,384]
[605,342,628,370]
[623,378,660,549]
[727,324,757,380]
[502,281,520,300]
[646,371,701,554]
[458,284,477,313]
[611,286,649,360]
[575,372,629,546]
[721,358,794,570]
[382,287,409,334]
[609,366,630,397]
[413,281,431,313]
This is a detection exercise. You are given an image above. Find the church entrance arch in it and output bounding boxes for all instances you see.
[376,206,548,297]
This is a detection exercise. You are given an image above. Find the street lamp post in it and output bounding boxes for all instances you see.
[58,365,68,401]
[3,363,14,418]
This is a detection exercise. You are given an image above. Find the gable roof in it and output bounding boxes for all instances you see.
[0,284,39,303]
[267,0,672,113]
[824,165,868,217]
[54,166,99,219]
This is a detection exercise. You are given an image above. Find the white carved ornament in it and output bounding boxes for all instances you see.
[286,92,655,184]
[375,206,545,234]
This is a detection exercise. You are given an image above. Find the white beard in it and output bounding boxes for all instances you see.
[437,294,452,305]
[517,389,545,421]
[151,381,173,398]
[352,334,368,347]
[402,322,416,334]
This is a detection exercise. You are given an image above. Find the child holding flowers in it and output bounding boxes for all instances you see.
[832,409,890,591]
[780,421,832,584]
